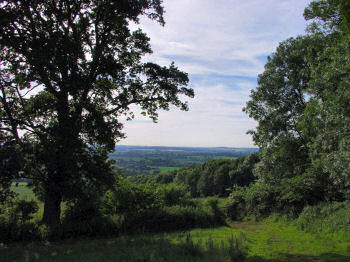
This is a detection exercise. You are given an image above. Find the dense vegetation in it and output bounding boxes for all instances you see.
[0,180,227,242]
[227,0,350,220]
[130,153,259,198]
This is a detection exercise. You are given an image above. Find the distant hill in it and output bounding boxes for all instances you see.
[115,145,258,152]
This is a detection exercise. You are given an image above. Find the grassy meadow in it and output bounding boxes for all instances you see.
[1,219,350,262]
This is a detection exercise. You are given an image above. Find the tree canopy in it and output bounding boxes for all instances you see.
[242,0,350,215]
[0,0,193,227]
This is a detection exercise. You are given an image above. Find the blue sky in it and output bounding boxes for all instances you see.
[119,0,312,148]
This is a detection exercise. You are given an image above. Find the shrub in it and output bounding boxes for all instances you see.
[226,172,327,221]
[227,183,278,220]
[103,176,162,216]
[118,200,225,233]
[62,195,116,238]
[156,183,190,206]
[226,186,247,220]
[0,199,39,243]
[122,206,223,232]
[14,200,39,223]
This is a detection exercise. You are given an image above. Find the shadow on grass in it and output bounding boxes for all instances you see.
[0,234,244,262]
[1,235,349,262]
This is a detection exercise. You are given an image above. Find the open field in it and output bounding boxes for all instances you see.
[1,220,349,262]
[150,166,180,173]
[11,183,37,201]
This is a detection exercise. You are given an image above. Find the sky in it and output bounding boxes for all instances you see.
[119,0,312,148]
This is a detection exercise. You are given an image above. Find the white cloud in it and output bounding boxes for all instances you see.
[121,0,311,147]
[137,0,311,76]
[120,78,257,147]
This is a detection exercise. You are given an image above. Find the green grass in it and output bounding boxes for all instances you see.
[11,183,37,201]
[0,229,245,262]
[230,218,350,261]
[1,220,350,262]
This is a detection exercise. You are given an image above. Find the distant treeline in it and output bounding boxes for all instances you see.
[129,153,260,197]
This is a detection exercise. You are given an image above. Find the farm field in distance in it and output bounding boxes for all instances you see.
[110,145,258,176]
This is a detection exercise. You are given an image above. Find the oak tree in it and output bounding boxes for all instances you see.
[0,0,193,227]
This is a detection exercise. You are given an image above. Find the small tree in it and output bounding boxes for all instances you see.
[0,0,193,228]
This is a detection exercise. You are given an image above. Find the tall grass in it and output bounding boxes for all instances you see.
[295,201,350,234]
[0,230,246,262]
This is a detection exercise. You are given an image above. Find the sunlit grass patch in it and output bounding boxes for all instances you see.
[231,218,350,261]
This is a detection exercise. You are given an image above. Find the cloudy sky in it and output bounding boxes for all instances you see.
[119,0,312,148]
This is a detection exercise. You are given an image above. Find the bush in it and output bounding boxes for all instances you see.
[227,183,278,220]
[102,178,224,234]
[0,199,40,243]
[156,183,190,206]
[118,199,225,233]
[14,200,39,223]
[103,176,162,216]
[226,171,328,221]
[62,195,116,238]
[226,186,247,220]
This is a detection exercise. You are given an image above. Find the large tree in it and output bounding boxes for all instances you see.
[301,0,350,200]
[244,0,350,202]
[244,35,316,184]
[0,0,193,227]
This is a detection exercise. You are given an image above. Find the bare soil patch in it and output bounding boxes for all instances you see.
[230,221,259,229]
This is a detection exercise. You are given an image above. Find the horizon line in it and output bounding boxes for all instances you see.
[116,144,258,149]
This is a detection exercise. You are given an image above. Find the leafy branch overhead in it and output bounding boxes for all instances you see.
[0,0,193,148]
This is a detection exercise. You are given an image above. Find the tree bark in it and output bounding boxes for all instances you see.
[42,190,62,227]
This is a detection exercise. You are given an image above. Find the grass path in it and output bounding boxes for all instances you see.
[228,219,350,261]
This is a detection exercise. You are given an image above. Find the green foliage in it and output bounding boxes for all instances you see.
[227,172,326,220]
[296,201,350,234]
[103,176,163,216]
[101,176,224,234]
[116,199,225,233]
[12,200,39,224]
[227,183,277,220]
[0,0,193,227]
[0,143,24,203]
[238,0,350,220]
[155,183,190,206]
[0,199,39,243]
[174,154,259,198]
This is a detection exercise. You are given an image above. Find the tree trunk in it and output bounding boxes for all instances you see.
[42,190,62,227]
